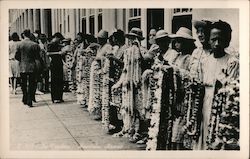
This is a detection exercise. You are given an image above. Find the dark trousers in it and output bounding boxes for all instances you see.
[51,65,63,102]
[20,72,36,106]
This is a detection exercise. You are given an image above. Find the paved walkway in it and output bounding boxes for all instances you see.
[9,88,144,150]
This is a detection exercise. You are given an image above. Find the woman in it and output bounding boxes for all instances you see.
[168,27,196,150]
[189,20,212,81]
[9,32,20,94]
[111,28,147,142]
[88,30,112,120]
[200,20,238,150]
[47,32,65,103]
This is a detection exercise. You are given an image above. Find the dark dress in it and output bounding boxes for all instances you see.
[47,42,64,102]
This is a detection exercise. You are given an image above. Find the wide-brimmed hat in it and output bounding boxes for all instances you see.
[193,20,212,29]
[97,30,108,39]
[125,27,144,40]
[155,30,169,40]
[169,27,195,40]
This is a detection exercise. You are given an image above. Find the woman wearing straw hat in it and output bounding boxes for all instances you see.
[167,27,196,150]
[111,28,147,142]
[141,30,174,146]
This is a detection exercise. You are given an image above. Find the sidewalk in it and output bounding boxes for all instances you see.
[9,88,144,150]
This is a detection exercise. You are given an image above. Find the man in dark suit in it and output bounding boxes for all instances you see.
[15,29,41,107]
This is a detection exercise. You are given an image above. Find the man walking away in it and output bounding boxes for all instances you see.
[15,29,41,107]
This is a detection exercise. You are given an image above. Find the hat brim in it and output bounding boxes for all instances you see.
[169,34,195,41]
[125,33,144,40]
[155,34,169,40]
[193,20,207,29]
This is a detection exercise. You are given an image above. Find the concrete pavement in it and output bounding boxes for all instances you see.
[9,88,144,150]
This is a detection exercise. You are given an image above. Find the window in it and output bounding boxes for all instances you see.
[98,13,102,31]
[89,15,94,35]
[129,8,141,18]
[82,18,86,34]
[128,9,141,31]
[173,8,192,16]
[172,8,193,33]
[68,15,70,32]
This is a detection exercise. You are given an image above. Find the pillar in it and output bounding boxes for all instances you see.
[141,9,147,47]
[94,9,98,35]
[164,9,172,34]
[33,9,40,32]
[51,9,55,34]
[28,9,34,32]
[69,9,76,39]
[86,9,90,34]
[24,9,28,29]
[40,9,48,36]
[75,9,80,34]
[102,9,116,34]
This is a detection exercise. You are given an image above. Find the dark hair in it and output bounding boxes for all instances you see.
[30,33,37,42]
[23,29,31,38]
[52,32,64,40]
[11,32,20,41]
[113,29,125,45]
[86,34,96,43]
[210,20,232,47]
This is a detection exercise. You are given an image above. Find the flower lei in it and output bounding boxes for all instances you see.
[207,79,239,150]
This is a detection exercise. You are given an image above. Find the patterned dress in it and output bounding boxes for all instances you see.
[88,43,112,120]
[197,52,238,150]
[113,45,147,136]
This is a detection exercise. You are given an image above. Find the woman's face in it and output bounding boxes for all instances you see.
[197,27,206,44]
[174,38,183,52]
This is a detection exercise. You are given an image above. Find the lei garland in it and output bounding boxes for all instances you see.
[146,65,174,150]
[182,77,205,149]
[207,79,239,150]
[88,59,103,120]
[80,48,96,107]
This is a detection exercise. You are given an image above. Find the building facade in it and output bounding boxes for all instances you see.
[9,8,239,49]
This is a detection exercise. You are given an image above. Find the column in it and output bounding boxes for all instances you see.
[51,9,55,34]
[86,9,90,34]
[61,9,65,35]
[75,9,80,34]
[141,9,147,48]
[33,9,40,32]
[24,10,28,29]
[164,9,172,34]
[116,9,126,31]
[28,9,34,32]
[94,9,98,35]
[40,9,48,36]
[21,13,24,32]
[102,9,116,33]
[69,9,76,39]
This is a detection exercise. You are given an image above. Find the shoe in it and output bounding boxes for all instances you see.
[136,137,148,144]
[36,90,44,95]
[129,133,142,143]
[60,99,64,103]
[54,100,61,103]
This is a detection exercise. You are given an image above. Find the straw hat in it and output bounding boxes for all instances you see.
[154,30,169,40]
[169,27,195,40]
[97,30,108,39]
[125,27,144,40]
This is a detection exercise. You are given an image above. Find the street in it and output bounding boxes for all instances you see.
[9,88,144,150]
